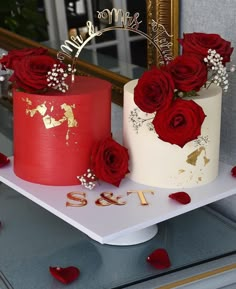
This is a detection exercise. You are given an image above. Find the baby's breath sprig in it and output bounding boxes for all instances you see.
[47,63,76,93]
[204,49,229,92]
[129,108,154,133]
[77,168,97,190]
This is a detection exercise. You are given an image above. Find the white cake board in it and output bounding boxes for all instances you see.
[0,157,235,245]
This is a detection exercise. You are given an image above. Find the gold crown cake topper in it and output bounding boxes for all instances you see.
[57,8,174,81]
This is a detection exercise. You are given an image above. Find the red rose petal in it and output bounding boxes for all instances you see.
[0,152,10,168]
[49,266,80,284]
[231,166,236,178]
[169,191,191,204]
[147,248,171,269]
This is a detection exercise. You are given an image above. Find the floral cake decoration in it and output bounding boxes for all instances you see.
[132,32,234,148]
[0,10,235,189]
[0,47,75,93]
[0,8,140,189]
[0,46,130,189]
[77,136,129,190]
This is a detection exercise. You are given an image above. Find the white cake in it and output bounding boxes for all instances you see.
[123,79,222,188]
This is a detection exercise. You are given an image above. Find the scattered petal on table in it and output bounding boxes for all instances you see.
[169,191,191,204]
[147,248,171,269]
[0,152,10,168]
[231,166,236,178]
[49,266,80,284]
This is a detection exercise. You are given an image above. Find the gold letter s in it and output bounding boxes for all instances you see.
[66,192,88,207]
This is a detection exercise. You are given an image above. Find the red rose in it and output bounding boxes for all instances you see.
[10,55,59,92]
[134,66,174,113]
[166,55,207,92]
[0,47,48,70]
[91,137,129,187]
[179,33,234,64]
[152,98,206,147]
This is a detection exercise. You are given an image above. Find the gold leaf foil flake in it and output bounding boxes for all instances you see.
[204,156,210,166]
[66,130,69,140]
[61,103,78,128]
[26,103,47,117]
[25,101,78,143]
[43,115,64,129]
[21,97,32,105]
[27,103,78,131]
[23,97,32,105]
[186,146,206,166]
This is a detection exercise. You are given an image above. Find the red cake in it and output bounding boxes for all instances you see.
[13,76,111,185]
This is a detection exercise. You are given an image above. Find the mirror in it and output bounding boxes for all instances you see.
[64,1,148,79]
[0,0,179,107]
[147,0,179,67]
[44,0,179,78]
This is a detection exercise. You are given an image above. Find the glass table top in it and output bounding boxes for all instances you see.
[0,181,235,289]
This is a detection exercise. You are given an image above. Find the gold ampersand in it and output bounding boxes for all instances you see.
[95,192,126,206]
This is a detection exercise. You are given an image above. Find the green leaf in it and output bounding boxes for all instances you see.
[0,0,48,41]
[175,90,199,99]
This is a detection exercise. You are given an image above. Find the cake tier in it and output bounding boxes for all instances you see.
[123,79,222,188]
[13,76,111,185]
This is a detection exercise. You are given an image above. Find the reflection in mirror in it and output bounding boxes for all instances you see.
[44,0,148,79]
[0,0,48,42]
[50,0,179,77]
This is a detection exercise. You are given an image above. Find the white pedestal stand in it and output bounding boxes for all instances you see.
[105,225,158,246]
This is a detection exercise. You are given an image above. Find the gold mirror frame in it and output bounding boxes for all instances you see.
[147,0,179,67]
[0,0,179,108]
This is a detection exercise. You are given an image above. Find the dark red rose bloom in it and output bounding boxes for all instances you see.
[0,47,48,70]
[179,33,234,64]
[134,66,174,113]
[91,137,129,187]
[152,98,206,147]
[166,55,207,92]
[10,55,59,92]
